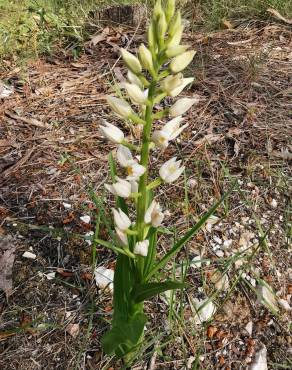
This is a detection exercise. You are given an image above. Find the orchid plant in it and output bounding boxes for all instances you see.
[97,0,232,364]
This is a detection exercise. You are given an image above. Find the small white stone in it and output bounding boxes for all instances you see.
[213,236,222,244]
[223,239,233,248]
[244,321,253,336]
[215,250,224,258]
[63,202,72,209]
[95,266,114,292]
[22,251,36,260]
[80,215,91,224]
[270,199,277,208]
[250,344,268,370]
[192,298,216,323]
[85,231,94,246]
[257,283,278,312]
[278,298,291,311]
[191,255,202,268]
[45,272,56,280]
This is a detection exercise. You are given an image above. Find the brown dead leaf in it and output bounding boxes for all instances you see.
[222,19,234,29]
[267,8,292,24]
[66,323,80,338]
[90,34,106,46]
[207,325,218,339]
[0,236,16,297]
[56,268,74,277]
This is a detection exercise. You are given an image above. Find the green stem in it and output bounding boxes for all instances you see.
[146,177,162,190]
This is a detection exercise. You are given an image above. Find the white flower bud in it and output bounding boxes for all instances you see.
[107,96,133,118]
[170,97,198,117]
[134,240,149,257]
[153,0,163,19]
[169,77,194,97]
[127,70,143,88]
[120,48,142,75]
[157,12,167,40]
[123,82,147,105]
[166,45,188,58]
[168,11,181,37]
[116,145,146,180]
[159,157,185,183]
[161,73,183,95]
[166,0,176,23]
[115,227,128,246]
[148,21,157,50]
[105,177,132,198]
[167,25,183,48]
[170,50,196,73]
[144,200,164,227]
[130,180,139,194]
[99,120,124,143]
[112,208,131,231]
[139,44,154,72]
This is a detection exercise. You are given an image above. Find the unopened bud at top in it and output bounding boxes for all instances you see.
[168,11,181,37]
[120,48,142,75]
[139,44,154,72]
[170,50,196,73]
[157,11,167,40]
[167,25,183,48]
[166,0,176,23]
[148,21,157,51]
[153,0,163,20]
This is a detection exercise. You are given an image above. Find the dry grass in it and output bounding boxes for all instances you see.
[0,19,291,369]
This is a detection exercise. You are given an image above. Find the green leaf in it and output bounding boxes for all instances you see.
[101,312,147,356]
[143,227,157,276]
[145,182,237,281]
[131,280,185,303]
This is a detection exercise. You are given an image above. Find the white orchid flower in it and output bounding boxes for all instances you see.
[169,77,194,97]
[117,145,146,180]
[152,130,170,149]
[159,157,185,183]
[170,50,196,73]
[123,82,147,105]
[107,96,133,118]
[152,116,188,148]
[170,97,198,117]
[120,48,142,75]
[144,200,164,227]
[112,208,131,231]
[99,120,124,144]
[115,227,128,246]
[161,73,183,95]
[127,70,143,88]
[163,116,188,139]
[134,240,149,257]
[105,177,132,198]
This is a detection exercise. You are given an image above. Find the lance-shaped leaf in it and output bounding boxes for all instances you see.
[101,312,147,356]
[145,182,237,281]
[131,280,185,303]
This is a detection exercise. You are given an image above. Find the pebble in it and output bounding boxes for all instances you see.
[244,321,253,336]
[278,298,291,311]
[215,250,224,258]
[22,251,37,260]
[80,215,91,224]
[63,202,72,209]
[223,239,233,248]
